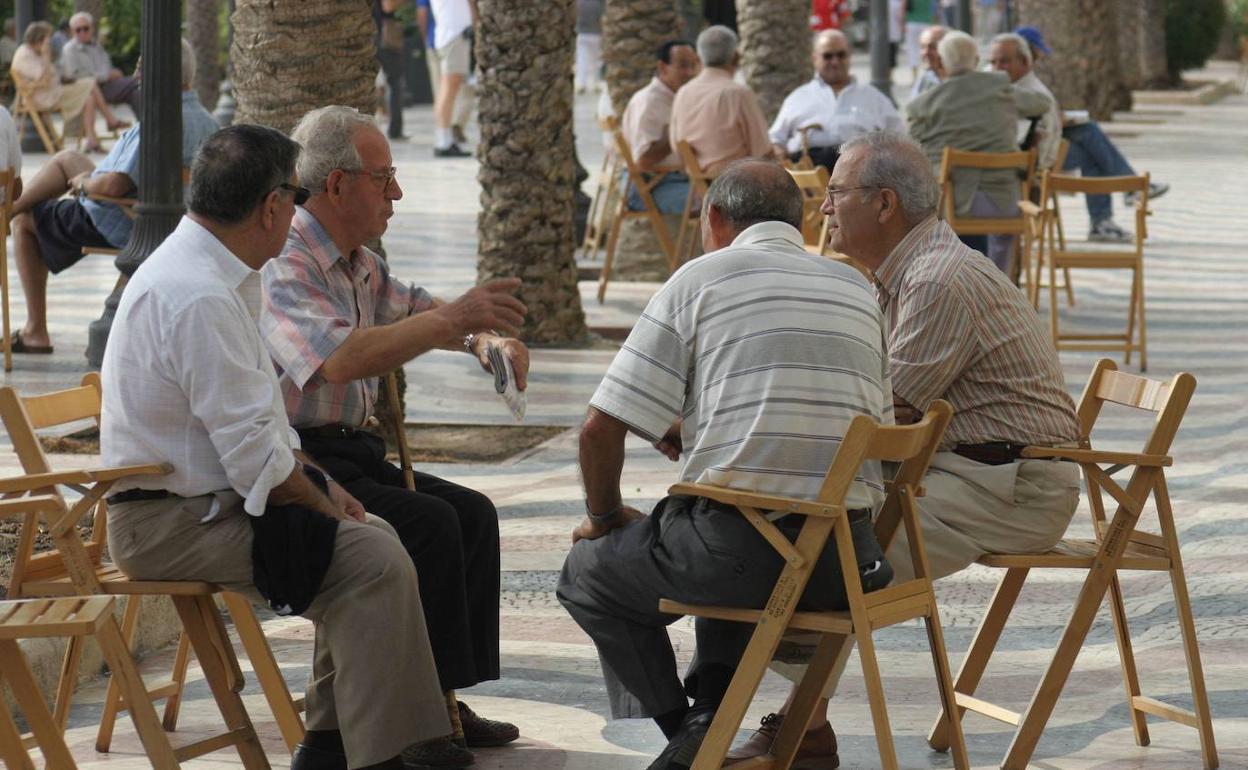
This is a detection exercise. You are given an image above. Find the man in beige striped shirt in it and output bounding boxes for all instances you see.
[726,130,1082,766]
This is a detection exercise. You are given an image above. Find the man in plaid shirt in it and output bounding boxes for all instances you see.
[261,106,527,767]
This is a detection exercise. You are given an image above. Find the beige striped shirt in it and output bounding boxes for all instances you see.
[874,216,1079,449]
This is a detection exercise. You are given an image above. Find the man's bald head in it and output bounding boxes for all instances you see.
[701,160,804,250]
[919,25,948,74]
[813,29,852,88]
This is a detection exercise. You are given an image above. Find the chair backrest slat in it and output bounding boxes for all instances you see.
[1045,173,1148,196]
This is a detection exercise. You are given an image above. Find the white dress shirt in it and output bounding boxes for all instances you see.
[769,76,904,154]
[1013,70,1061,170]
[102,217,299,517]
[621,76,677,168]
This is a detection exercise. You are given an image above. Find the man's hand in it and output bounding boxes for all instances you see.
[653,420,682,461]
[68,171,90,196]
[439,278,527,339]
[327,480,366,522]
[893,394,921,425]
[571,505,646,544]
[108,67,122,81]
[476,336,530,391]
[770,143,789,162]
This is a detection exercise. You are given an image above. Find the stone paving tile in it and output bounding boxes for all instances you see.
[5,63,1248,769]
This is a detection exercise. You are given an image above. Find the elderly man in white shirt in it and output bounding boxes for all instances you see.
[101,124,449,770]
[769,29,903,171]
[60,11,141,115]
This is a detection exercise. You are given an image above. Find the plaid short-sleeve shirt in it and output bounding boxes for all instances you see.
[261,207,434,428]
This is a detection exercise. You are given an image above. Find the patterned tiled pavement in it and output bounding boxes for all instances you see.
[3,62,1247,768]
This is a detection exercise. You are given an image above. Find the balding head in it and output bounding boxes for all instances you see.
[919,25,947,73]
[701,160,805,251]
[813,29,852,88]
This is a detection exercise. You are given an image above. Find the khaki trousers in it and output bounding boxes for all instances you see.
[771,452,1081,692]
[108,492,450,768]
[424,42,475,128]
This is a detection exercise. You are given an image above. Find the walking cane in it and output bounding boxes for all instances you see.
[382,370,466,745]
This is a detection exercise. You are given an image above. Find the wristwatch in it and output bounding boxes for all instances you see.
[463,329,501,353]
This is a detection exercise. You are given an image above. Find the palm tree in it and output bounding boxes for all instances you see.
[477,0,589,343]
[1019,0,1130,121]
[1117,0,1170,91]
[188,0,223,111]
[737,0,810,122]
[230,0,376,133]
[602,0,680,117]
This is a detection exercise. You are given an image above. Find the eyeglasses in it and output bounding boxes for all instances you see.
[820,50,850,60]
[343,166,398,188]
[823,185,878,205]
[72,26,91,33]
[274,182,310,205]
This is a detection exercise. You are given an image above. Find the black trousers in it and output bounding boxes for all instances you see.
[298,430,500,691]
[376,47,405,139]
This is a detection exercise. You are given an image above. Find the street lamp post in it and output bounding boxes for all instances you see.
[85,0,184,367]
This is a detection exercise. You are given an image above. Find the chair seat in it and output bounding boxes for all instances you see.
[0,596,115,639]
[22,564,220,597]
[977,537,1170,570]
[1051,250,1141,268]
[949,218,1026,236]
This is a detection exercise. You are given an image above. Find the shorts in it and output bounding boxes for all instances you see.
[31,199,114,274]
[436,33,471,77]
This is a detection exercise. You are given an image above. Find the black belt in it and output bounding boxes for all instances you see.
[953,442,1030,466]
[297,423,368,440]
[107,488,172,505]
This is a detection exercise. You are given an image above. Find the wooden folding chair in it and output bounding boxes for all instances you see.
[673,140,717,265]
[382,371,467,745]
[928,360,1216,770]
[9,69,63,155]
[938,147,1037,282]
[1041,173,1151,370]
[0,168,16,373]
[581,116,622,265]
[0,593,183,769]
[597,128,678,303]
[786,166,830,255]
[659,401,969,770]
[0,375,297,763]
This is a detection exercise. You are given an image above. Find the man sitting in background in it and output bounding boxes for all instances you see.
[910,24,947,97]
[906,30,1048,275]
[620,39,700,214]
[60,11,141,115]
[669,25,771,175]
[769,29,902,170]
[9,38,217,355]
[1014,25,1169,243]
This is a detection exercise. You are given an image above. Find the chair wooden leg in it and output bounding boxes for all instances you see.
[0,639,79,770]
[53,633,85,732]
[446,690,465,744]
[855,615,899,770]
[644,205,677,274]
[0,693,36,770]
[597,207,625,304]
[1105,570,1149,747]
[224,591,305,753]
[94,617,182,769]
[2,236,11,374]
[162,630,193,731]
[929,567,1029,750]
[770,633,852,769]
[1124,267,1138,367]
[924,605,970,770]
[96,594,144,751]
[172,595,270,769]
[1136,267,1148,372]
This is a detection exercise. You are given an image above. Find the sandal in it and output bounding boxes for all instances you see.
[106,119,131,132]
[10,331,53,355]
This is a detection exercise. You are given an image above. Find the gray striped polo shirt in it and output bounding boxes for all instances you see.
[590,221,892,511]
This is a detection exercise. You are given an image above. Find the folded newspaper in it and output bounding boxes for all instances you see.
[486,341,526,422]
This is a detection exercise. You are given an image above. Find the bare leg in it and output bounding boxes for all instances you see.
[10,150,95,218]
[81,98,100,147]
[91,85,120,128]
[434,72,464,137]
[13,212,51,348]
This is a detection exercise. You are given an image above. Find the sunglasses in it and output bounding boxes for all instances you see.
[275,182,311,206]
[73,26,91,32]
[821,50,850,60]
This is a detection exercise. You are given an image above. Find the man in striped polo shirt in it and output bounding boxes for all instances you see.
[727,130,1081,765]
[557,160,895,769]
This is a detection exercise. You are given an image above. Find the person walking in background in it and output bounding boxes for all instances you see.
[576,0,603,93]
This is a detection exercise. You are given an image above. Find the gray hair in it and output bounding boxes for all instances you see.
[69,11,93,29]
[180,39,195,89]
[704,159,804,233]
[937,30,979,75]
[290,105,376,192]
[697,25,738,68]
[990,32,1032,66]
[839,131,939,224]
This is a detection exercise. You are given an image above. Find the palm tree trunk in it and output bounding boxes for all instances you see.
[602,0,680,117]
[737,0,810,122]
[230,0,376,133]
[1018,0,1130,121]
[478,0,588,344]
[188,0,222,111]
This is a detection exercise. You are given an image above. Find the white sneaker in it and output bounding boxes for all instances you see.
[1125,182,1169,208]
[1089,219,1131,243]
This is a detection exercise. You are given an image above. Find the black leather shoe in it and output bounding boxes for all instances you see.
[432,143,472,158]
[291,743,348,770]
[646,703,717,770]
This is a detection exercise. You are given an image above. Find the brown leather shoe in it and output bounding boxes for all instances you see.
[724,713,839,769]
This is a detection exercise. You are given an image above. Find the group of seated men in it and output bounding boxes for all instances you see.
[619,22,1166,280]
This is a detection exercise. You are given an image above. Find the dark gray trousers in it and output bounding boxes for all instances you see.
[557,495,892,719]
[100,76,141,115]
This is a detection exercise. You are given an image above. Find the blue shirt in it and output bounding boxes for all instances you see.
[417,0,436,49]
[82,90,220,248]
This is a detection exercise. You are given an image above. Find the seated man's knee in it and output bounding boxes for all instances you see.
[363,511,401,541]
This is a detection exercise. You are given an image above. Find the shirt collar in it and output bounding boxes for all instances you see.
[178,216,263,318]
[874,215,939,298]
[648,76,675,97]
[814,74,856,92]
[291,206,351,272]
[729,220,808,251]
